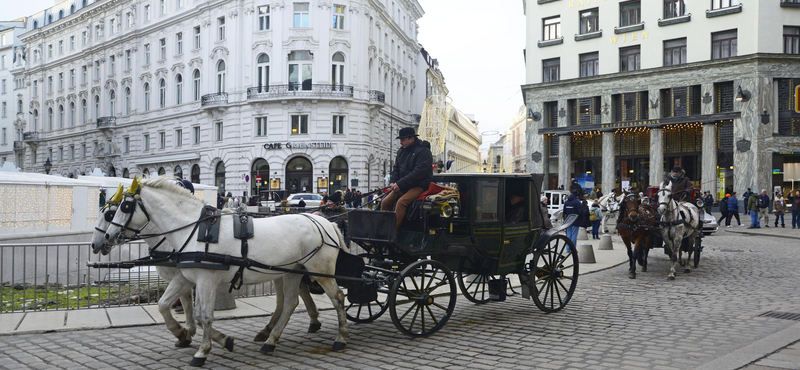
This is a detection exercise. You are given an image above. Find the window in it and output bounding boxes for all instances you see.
[124,87,131,115]
[476,180,500,221]
[94,61,100,79]
[70,145,75,160]
[109,18,115,34]
[144,5,150,22]
[258,6,270,31]
[215,121,223,141]
[664,0,686,19]
[1,103,5,118]
[124,137,129,153]
[144,134,150,150]
[81,66,87,83]
[620,1,640,27]
[176,32,182,55]
[82,31,87,45]
[125,50,131,70]
[712,0,738,10]
[48,108,53,130]
[59,40,64,55]
[81,143,86,159]
[94,95,100,119]
[81,99,86,123]
[143,83,150,111]
[193,26,201,49]
[59,105,64,127]
[70,36,75,50]
[332,115,345,134]
[160,0,166,15]
[542,16,561,41]
[288,51,312,91]
[579,52,599,77]
[175,74,183,104]
[159,38,166,60]
[159,79,166,108]
[712,29,737,60]
[216,61,226,93]
[33,109,38,129]
[193,126,200,144]
[70,69,75,87]
[48,44,52,58]
[48,77,53,93]
[109,55,115,74]
[1,128,5,144]
[291,115,308,134]
[159,132,165,149]
[256,117,268,136]
[331,52,345,87]
[0,56,4,69]
[579,9,599,34]
[175,129,182,147]
[176,0,183,9]
[785,27,800,55]
[664,38,687,66]
[69,102,75,126]
[619,45,640,72]
[256,54,270,90]
[58,73,63,90]
[33,80,38,97]
[333,5,345,29]
[144,44,151,64]
[95,25,101,39]
[109,90,116,115]
[193,69,200,101]
[1,79,4,93]
[127,12,133,28]
[217,17,226,40]
[293,3,310,27]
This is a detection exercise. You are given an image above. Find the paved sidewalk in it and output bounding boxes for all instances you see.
[726,224,800,240]
[0,233,629,336]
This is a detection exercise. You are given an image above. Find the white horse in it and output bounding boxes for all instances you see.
[595,193,623,234]
[104,177,349,366]
[656,181,701,280]
[89,185,324,350]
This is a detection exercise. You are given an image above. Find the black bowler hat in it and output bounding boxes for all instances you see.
[396,127,420,139]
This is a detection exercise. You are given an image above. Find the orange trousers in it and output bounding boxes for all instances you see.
[380,187,425,230]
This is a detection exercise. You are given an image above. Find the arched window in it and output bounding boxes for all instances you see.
[216,61,226,93]
[288,51,312,91]
[69,102,75,126]
[191,164,200,184]
[175,74,182,105]
[256,54,269,91]
[82,0,88,7]
[17,100,23,114]
[158,167,166,176]
[142,168,150,179]
[159,79,166,108]
[94,95,100,119]
[70,5,75,14]
[143,83,150,111]
[122,168,129,178]
[33,20,38,29]
[48,107,53,130]
[329,156,349,193]
[109,90,116,115]
[33,110,39,130]
[59,10,64,19]
[174,165,183,179]
[58,105,64,128]
[48,15,53,24]
[251,158,270,195]
[215,161,226,195]
[192,69,200,101]
[81,99,87,124]
[124,87,131,115]
[331,52,345,88]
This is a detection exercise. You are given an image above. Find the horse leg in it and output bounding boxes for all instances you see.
[299,280,322,333]
[641,235,650,272]
[189,276,234,367]
[260,273,302,355]
[315,277,348,351]
[180,288,197,338]
[157,277,194,348]
[624,235,636,279]
[668,239,679,280]
[255,278,285,342]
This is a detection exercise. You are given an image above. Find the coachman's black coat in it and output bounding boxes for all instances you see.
[390,139,433,192]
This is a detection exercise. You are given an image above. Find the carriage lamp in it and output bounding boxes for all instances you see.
[44,157,52,175]
[448,198,459,217]
[761,109,770,125]
[735,86,751,102]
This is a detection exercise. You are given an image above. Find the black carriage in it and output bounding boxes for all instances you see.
[344,173,579,337]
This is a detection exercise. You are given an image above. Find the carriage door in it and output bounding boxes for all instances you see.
[501,179,530,272]
[473,179,503,271]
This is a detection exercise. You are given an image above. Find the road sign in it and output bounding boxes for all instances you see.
[256,175,262,186]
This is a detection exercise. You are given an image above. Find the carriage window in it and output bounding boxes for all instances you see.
[476,180,499,222]
[505,179,528,223]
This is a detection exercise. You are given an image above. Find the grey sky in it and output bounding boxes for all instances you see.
[7,0,527,151]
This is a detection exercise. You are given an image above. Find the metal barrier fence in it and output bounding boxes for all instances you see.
[0,241,276,314]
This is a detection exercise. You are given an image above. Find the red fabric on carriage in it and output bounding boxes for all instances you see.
[416,183,447,201]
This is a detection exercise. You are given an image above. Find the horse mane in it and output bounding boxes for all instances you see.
[141,176,207,206]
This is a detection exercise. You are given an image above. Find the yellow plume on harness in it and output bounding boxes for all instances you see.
[109,184,124,204]
[126,175,140,194]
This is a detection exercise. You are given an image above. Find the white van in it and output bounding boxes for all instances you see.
[543,190,571,225]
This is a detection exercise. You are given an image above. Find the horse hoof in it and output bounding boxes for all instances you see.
[175,338,192,348]
[189,357,206,367]
[684,269,691,273]
[224,337,234,352]
[642,266,647,272]
[308,323,322,333]
[260,344,276,355]
[667,276,675,281]
[332,342,347,351]
[253,332,268,342]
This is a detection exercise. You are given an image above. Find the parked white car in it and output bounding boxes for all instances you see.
[701,210,718,235]
[286,193,325,209]
[543,190,571,226]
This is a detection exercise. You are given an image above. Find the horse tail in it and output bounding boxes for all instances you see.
[331,221,349,252]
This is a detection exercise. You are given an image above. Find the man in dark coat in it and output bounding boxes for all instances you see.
[381,127,433,229]
[562,194,584,249]
[569,179,585,199]
[666,166,693,202]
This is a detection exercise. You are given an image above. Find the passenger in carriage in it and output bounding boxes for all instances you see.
[506,194,525,223]
[666,166,694,202]
[381,127,433,230]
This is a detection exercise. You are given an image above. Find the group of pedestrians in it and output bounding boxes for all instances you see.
[716,188,800,229]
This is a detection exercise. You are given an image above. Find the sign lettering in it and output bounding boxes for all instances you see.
[609,31,649,44]
[263,142,333,150]
[569,0,606,8]
[600,119,661,130]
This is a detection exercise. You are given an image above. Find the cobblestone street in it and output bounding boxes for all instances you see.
[2,231,800,370]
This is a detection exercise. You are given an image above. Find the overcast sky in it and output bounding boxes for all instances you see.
[7,0,526,151]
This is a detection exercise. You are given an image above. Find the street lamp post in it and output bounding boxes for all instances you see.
[44,157,52,175]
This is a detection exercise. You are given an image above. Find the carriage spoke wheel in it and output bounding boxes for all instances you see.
[527,235,579,313]
[345,275,390,323]
[457,258,501,304]
[389,260,457,337]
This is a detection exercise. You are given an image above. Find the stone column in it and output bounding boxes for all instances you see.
[649,128,664,186]
[527,101,545,174]
[649,88,661,120]
[558,134,571,190]
[701,83,715,115]
[701,123,718,195]
[602,131,615,195]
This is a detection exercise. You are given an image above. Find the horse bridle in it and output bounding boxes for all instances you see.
[109,191,152,235]
[657,188,675,210]
[623,195,641,221]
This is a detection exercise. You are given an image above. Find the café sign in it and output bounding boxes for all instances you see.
[263,142,333,150]
[600,119,661,130]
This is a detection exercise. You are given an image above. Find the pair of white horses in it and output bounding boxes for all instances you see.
[92,177,349,366]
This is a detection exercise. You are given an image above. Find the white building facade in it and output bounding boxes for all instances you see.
[444,108,481,173]
[15,0,424,197]
[0,21,26,168]
[508,105,526,173]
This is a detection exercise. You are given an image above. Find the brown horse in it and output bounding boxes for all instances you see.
[616,194,655,279]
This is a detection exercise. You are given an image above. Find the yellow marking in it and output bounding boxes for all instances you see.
[609,36,618,44]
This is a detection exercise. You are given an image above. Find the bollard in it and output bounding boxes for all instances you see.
[214,284,237,311]
[598,234,614,250]
[577,243,596,263]
[578,227,589,240]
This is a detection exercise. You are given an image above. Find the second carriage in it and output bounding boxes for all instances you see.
[341,173,579,337]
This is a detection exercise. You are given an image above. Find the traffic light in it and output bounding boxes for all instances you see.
[795,85,800,114]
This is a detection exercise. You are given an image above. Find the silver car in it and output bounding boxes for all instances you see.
[286,193,325,209]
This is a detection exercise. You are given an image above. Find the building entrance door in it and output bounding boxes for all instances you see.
[286,156,313,194]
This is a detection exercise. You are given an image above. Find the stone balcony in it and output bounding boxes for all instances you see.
[97,116,116,129]
[13,141,23,150]
[22,132,39,141]
[369,90,385,104]
[201,92,229,107]
[247,84,354,100]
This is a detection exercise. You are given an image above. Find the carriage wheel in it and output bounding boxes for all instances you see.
[527,235,579,313]
[456,258,501,304]
[345,275,390,323]
[389,260,457,337]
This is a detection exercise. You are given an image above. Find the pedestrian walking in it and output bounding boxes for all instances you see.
[563,194,584,250]
[703,191,714,214]
[747,192,760,228]
[540,196,553,229]
[353,190,362,208]
[590,202,603,239]
[758,189,771,227]
[791,191,800,229]
[743,188,753,215]
[570,179,585,199]
[718,193,729,225]
[344,188,353,208]
[774,192,787,228]
[727,192,742,227]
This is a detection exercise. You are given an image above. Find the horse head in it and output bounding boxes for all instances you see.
[91,184,127,255]
[657,181,673,215]
[621,194,641,222]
